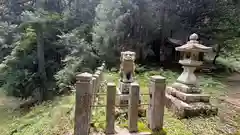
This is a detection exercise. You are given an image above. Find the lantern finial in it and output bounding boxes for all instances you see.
[189,33,198,41]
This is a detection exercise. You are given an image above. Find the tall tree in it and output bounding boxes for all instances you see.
[20,10,54,101]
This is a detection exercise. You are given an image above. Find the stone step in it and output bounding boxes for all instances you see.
[165,94,218,118]
[165,93,191,111]
[171,82,202,93]
[167,87,210,103]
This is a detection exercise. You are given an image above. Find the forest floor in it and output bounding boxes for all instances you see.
[0,69,240,135]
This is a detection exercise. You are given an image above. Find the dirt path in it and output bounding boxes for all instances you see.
[224,72,240,108]
[217,72,240,133]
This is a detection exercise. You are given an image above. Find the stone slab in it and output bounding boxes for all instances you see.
[167,87,210,103]
[171,82,202,93]
[165,94,218,118]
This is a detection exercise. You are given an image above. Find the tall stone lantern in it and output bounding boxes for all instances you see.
[165,33,218,118]
[176,33,212,86]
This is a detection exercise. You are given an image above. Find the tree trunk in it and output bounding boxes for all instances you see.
[75,0,80,13]
[160,6,166,46]
[36,26,47,101]
[213,44,221,65]
[159,1,166,61]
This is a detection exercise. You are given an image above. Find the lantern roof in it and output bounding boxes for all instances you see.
[176,33,212,52]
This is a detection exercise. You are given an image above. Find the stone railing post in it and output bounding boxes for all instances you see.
[128,82,140,133]
[95,70,101,92]
[105,82,116,134]
[148,76,166,132]
[92,74,98,94]
[97,66,104,82]
[74,72,93,135]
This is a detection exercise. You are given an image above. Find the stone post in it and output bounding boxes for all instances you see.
[97,66,104,83]
[95,70,101,92]
[93,74,99,93]
[105,83,116,134]
[74,72,93,135]
[148,75,166,132]
[128,82,140,133]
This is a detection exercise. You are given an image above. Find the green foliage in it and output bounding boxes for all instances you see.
[0,11,69,98]
[92,0,159,66]
[0,27,37,98]
[55,26,100,90]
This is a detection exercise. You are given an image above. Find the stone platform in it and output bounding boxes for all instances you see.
[165,84,218,118]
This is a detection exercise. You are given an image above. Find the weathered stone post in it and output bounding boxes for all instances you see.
[97,66,104,83]
[128,82,140,133]
[105,83,116,134]
[74,72,93,135]
[148,75,166,132]
[93,74,99,93]
[95,70,101,92]
[92,76,97,94]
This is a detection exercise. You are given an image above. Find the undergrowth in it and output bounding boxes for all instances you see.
[0,95,74,135]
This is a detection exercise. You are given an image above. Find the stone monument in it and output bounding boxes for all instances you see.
[166,33,218,118]
[117,51,139,106]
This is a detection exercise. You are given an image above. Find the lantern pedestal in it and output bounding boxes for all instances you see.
[166,84,218,118]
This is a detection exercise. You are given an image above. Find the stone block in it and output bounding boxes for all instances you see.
[167,87,210,103]
[165,93,218,118]
[172,82,202,93]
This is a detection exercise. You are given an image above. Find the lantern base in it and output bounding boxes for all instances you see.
[165,94,218,118]
[165,86,218,118]
[171,82,202,93]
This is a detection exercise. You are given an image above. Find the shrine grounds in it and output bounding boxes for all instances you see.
[0,65,240,135]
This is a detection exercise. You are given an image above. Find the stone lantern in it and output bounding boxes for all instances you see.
[175,33,212,85]
[165,33,218,118]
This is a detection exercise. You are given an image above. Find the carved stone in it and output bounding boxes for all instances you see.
[117,51,142,107]
[119,51,136,83]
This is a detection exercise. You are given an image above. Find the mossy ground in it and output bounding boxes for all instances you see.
[0,68,240,135]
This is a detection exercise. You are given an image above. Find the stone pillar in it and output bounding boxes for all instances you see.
[128,82,140,133]
[95,70,101,92]
[93,73,99,93]
[105,83,116,134]
[74,72,92,135]
[177,66,197,85]
[97,66,104,83]
[148,76,166,132]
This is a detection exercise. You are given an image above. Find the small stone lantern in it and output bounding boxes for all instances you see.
[175,33,212,85]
